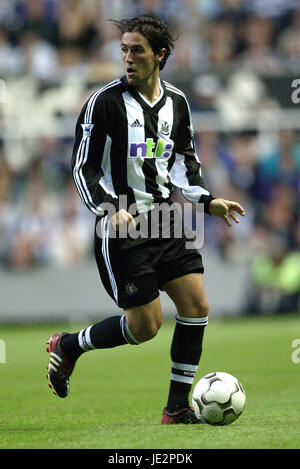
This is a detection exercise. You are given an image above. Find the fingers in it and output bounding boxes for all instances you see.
[221,201,245,227]
[229,211,239,224]
[223,215,232,227]
[127,216,137,233]
[224,210,242,226]
[221,200,246,227]
[223,211,241,227]
[117,214,136,232]
[225,201,246,216]
[110,210,136,232]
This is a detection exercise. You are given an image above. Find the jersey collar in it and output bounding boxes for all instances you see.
[121,76,167,113]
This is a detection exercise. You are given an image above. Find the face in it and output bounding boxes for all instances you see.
[121,31,164,88]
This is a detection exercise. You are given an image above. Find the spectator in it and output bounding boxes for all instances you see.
[247,233,300,314]
[0,155,14,266]
[18,0,58,46]
[259,183,298,246]
[18,30,59,80]
[238,15,283,73]
[254,129,300,202]
[0,26,23,76]
[49,177,93,266]
[195,130,234,192]
[206,15,236,69]
[57,0,100,57]
[278,6,300,72]
[245,0,296,19]
[6,158,54,269]
[190,74,220,112]
[229,132,257,194]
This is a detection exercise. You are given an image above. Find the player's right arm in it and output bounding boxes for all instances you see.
[71,91,135,230]
[71,92,120,217]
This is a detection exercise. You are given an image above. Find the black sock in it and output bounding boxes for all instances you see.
[61,315,139,362]
[166,314,208,412]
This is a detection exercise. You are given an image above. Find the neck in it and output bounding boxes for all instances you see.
[134,72,161,104]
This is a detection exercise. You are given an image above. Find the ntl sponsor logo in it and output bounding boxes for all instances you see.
[129,138,174,159]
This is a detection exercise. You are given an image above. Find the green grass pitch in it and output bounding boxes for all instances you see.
[0,315,299,449]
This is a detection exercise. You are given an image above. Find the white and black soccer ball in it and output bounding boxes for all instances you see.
[192,372,246,425]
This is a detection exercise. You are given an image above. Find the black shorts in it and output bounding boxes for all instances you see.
[94,208,204,309]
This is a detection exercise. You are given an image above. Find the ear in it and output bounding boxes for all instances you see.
[156,48,167,64]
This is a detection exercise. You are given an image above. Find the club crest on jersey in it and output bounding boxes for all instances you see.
[124,281,138,295]
[81,123,94,139]
[129,138,174,159]
[160,121,170,136]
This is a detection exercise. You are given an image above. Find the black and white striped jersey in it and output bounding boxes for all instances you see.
[71,76,213,217]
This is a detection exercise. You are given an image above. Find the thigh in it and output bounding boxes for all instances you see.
[163,273,209,318]
[94,216,160,309]
[156,236,204,289]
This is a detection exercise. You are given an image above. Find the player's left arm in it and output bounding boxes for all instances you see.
[170,96,214,213]
[172,96,245,223]
[208,198,246,227]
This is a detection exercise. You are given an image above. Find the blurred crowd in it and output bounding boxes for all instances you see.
[196,128,300,314]
[1,0,300,79]
[0,0,299,314]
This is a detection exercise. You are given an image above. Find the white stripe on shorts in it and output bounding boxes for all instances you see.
[101,217,118,303]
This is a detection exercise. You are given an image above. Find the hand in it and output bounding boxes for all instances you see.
[110,209,136,232]
[208,198,245,227]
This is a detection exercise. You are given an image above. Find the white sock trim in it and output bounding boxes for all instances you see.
[170,373,195,385]
[120,315,140,345]
[78,326,96,351]
[172,362,198,372]
[84,325,97,350]
[175,314,208,326]
[78,329,88,351]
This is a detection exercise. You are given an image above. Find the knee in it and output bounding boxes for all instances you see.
[185,298,210,318]
[199,298,210,317]
[129,317,162,343]
[137,319,162,343]
[125,298,162,343]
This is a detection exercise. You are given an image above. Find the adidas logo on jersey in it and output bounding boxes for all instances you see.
[130,119,143,128]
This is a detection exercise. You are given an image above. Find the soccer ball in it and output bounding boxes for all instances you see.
[192,372,246,425]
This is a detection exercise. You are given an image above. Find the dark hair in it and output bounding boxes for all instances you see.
[110,15,177,70]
